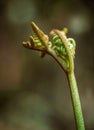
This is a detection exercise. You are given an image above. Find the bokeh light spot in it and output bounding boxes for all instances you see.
[69,14,91,34]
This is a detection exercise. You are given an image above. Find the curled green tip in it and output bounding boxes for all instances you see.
[68,38,76,47]
[22,41,32,49]
[62,27,68,34]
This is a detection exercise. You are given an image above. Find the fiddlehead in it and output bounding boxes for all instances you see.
[23,22,52,57]
[22,22,76,72]
[50,29,76,72]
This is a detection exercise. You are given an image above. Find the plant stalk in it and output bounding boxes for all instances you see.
[67,71,85,130]
[22,22,85,130]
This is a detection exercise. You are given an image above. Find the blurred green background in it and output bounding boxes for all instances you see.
[0,0,94,130]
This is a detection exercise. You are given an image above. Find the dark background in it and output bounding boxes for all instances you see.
[0,0,94,130]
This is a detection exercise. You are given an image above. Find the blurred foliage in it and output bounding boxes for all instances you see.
[0,0,94,130]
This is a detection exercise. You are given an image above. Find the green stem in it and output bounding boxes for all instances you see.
[67,71,85,130]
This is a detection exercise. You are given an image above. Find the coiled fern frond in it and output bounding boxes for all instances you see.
[22,22,76,72]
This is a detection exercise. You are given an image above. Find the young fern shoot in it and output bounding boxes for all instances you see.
[22,22,85,130]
